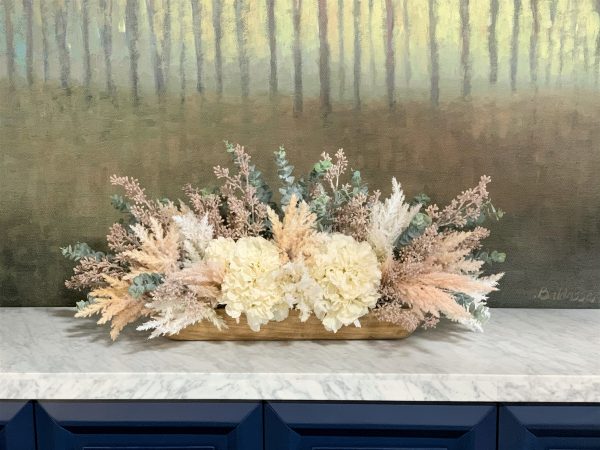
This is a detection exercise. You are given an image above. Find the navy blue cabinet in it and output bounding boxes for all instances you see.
[499,405,600,450]
[35,401,262,450]
[0,401,36,450]
[3,400,597,448]
[265,402,497,450]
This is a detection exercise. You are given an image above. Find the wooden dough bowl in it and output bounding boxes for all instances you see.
[167,309,414,341]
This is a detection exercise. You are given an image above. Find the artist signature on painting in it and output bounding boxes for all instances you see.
[533,287,600,304]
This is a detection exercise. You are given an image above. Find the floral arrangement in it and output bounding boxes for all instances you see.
[63,143,505,340]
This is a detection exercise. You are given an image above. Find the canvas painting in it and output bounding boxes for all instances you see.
[1,0,599,307]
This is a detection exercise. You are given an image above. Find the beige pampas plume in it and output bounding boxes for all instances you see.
[75,275,149,340]
[268,194,318,262]
[123,218,181,276]
[368,178,421,261]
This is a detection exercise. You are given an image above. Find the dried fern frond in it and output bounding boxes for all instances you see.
[75,275,149,340]
[268,194,318,262]
[123,218,181,276]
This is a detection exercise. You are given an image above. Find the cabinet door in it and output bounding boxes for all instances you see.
[35,401,262,450]
[265,402,496,450]
[0,401,36,450]
[499,405,600,449]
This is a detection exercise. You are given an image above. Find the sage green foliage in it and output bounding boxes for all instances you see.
[397,212,433,246]
[465,201,505,229]
[274,146,304,207]
[128,273,163,298]
[110,194,130,214]
[61,243,105,261]
[476,250,507,265]
[76,294,96,311]
[454,292,491,326]
[274,147,371,231]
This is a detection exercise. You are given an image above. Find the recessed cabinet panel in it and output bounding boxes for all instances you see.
[499,405,600,450]
[265,402,496,450]
[0,401,36,450]
[35,401,262,450]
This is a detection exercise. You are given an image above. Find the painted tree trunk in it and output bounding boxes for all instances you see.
[39,0,50,82]
[368,0,376,86]
[570,0,579,82]
[190,0,203,93]
[384,0,395,109]
[2,0,15,89]
[162,0,172,85]
[582,23,589,75]
[54,1,71,91]
[125,0,140,105]
[529,0,539,88]
[179,1,186,101]
[292,0,303,115]
[428,0,439,106]
[266,0,277,97]
[338,0,345,100]
[402,0,411,87]
[234,0,250,99]
[460,0,471,98]
[23,0,34,86]
[212,0,223,97]
[99,0,115,97]
[545,0,558,86]
[595,1,600,87]
[353,0,361,110]
[488,0,498,84]
[82,0,92,91]
[558,0,570,86]
[318,0,331,114]
[510,0,521,92]
[145,0,166,96]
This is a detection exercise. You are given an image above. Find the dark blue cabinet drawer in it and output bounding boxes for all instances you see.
[499,405,600,449]
[0,401,35,450]
[35,401,262,450]
[265,402,496,450]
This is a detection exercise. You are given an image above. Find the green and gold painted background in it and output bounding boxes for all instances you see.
[1,0,599,307]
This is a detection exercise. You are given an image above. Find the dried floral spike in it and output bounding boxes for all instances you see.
[429,175,492,228]
[268,194,318,262]
[75,275,149,340]
[123,218,181,276]
[368,178,421,261]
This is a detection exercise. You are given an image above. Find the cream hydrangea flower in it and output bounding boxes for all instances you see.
[218,236,292,331]
[279,260,324,322]
[204,236,236,269]
[308,233,381,332]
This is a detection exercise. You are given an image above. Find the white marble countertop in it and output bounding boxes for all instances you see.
[0,307,598,402]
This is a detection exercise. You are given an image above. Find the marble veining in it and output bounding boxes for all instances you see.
[0,308,598,401]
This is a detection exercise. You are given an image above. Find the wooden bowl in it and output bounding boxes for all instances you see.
[167,309,415,341]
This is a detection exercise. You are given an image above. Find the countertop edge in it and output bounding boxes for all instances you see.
[2,372,599,402]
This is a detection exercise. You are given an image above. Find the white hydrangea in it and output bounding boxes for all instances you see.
[279,260,324,322]
[308,233,381,332]
[204,236,236,269]
[217,237,292,331]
